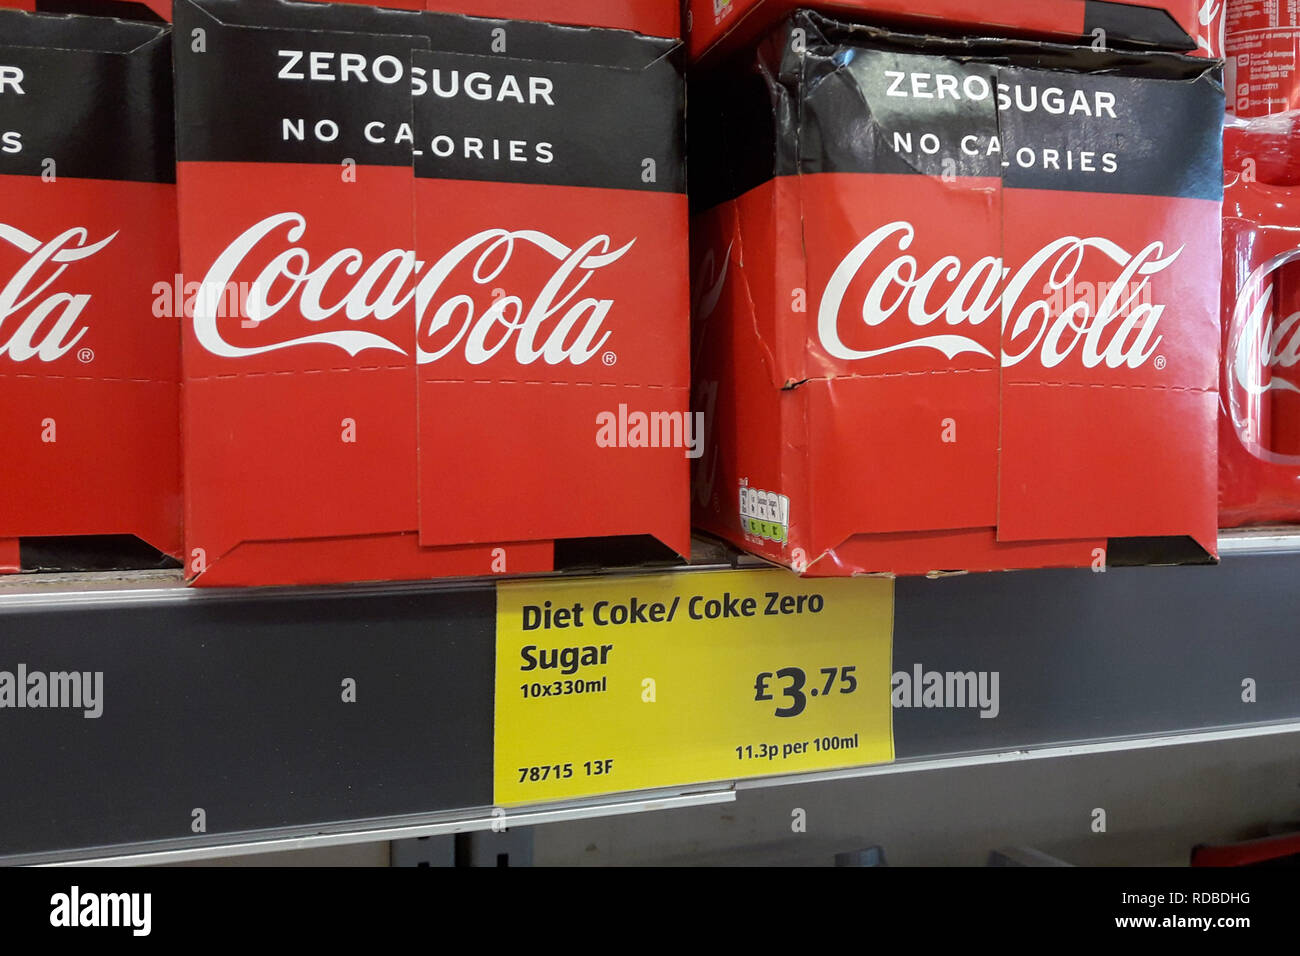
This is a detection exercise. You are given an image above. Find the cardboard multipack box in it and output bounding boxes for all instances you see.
[3,1,679,32]
[427,2,678,36]
[690,12,1223,575]
[173,0,688,586]
[687,0,1221,62]
[0,1,172,19]
[0,9,181,572]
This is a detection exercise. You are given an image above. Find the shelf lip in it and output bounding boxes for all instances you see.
[734,718,1300,793]
[0,570,494,610]
[1217,527,1300,556]
[19,719,1300,866]
[20,787,737,868]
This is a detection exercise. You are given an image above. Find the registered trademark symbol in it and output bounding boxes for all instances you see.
[77,348,94,364]
[1154,355,1167,370]
[602,351,617,366]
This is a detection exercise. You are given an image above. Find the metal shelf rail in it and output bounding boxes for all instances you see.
[2,530,1299,866]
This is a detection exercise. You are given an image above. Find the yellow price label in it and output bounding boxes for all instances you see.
[494,568,894,806]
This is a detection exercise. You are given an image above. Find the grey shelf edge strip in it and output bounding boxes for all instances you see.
[22,788,738,868]
[23,718,1300,866]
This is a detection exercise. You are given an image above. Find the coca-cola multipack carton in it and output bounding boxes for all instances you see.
[5,1,680,31]
[688,0,1222,62]
[173,0,687,586]
[1226,0,1300,116]
[0,1,171,19]
[691,12,1224,575]
[427,2,678,36]
[0,9,181,573]
[1219,113,1300,525]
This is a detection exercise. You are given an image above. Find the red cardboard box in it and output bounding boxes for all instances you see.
[173,0,688,586]
[1220,114,1300,525]
[687,1,1217,62]
[428,2,678,36]
[690,13,1223,575]
[0,10,181,571]
[12,1,673,28]
[0,1,172,18]
[408,47,688,552]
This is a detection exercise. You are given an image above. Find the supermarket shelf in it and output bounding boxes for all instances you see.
[18,721,1300,866]
[736,718,1300,792]
[37,720,1300,866]
[4,540,1300,864]
[1217,527,1300,556]
[35,787,738,868]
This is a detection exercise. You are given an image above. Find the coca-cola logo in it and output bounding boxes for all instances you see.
[194,213,633,366]
[1197,0,1224,58]
[1226,248,1300,464]
[817,220,1181,370]
[0,224,116,362]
